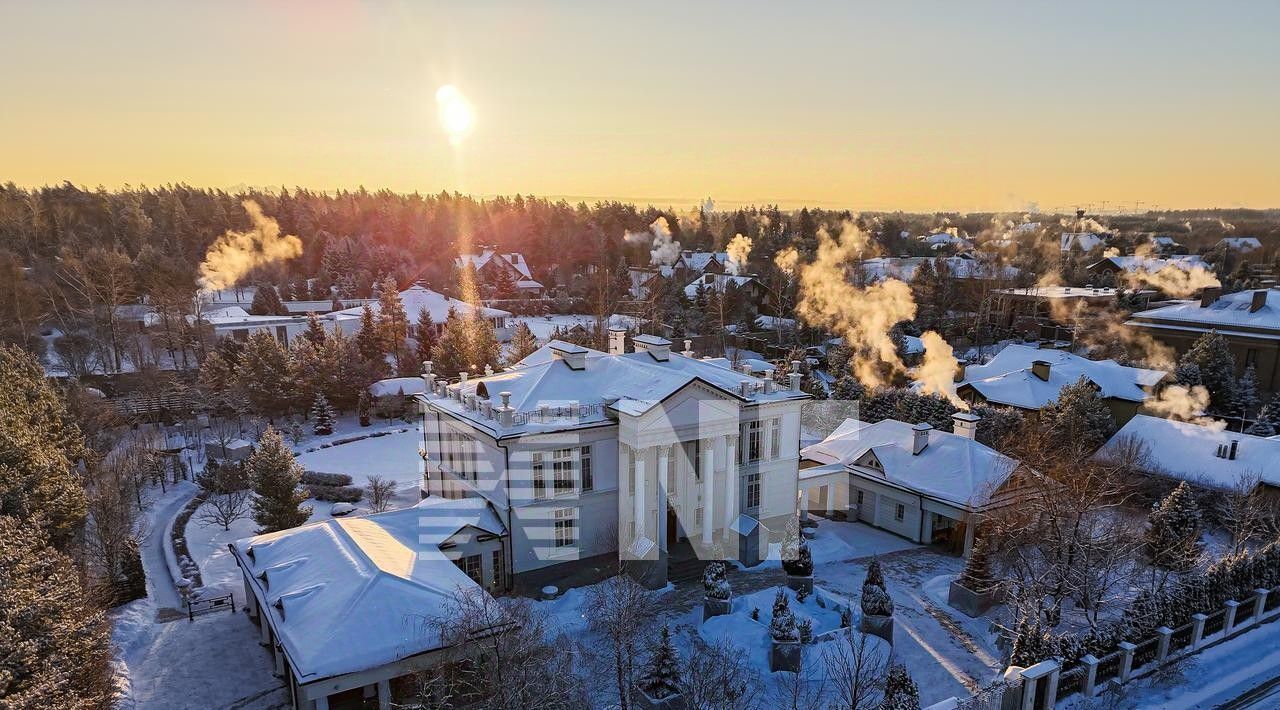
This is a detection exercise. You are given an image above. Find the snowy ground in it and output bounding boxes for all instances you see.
[294,424,425,521]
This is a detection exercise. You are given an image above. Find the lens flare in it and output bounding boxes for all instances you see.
[435,85,475,145]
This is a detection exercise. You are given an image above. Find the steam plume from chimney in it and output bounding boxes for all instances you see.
[198,200,302,292]
[1124,263,1220,298]
[774,247,799,277]
[1146,384,1224,431]
[625,216,683,267]
[726,233,753,275]
[795,219,915,386]
[916,331,966,408]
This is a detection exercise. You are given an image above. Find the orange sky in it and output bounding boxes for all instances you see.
[2,1,1278,212]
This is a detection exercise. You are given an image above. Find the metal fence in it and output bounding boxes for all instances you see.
[1203,608,1227,636]
[1055,665,1086,701]
[186,591,234,621]
[1170,622,1194,652]
[1095,651,1122,686]
[1132,637,1159,668]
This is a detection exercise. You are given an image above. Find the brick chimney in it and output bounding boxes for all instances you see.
[953,362,967,383]
[1201,286,1222,308]
[632,334,671,362]
[1031,360,1051,382]
[952,412,980,440]
[912,423,931,455]
[549,342,588,370]
[607,327,627,355]
[1251,290,1268,313]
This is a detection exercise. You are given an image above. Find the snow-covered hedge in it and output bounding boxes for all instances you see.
[300,471,354,487]
[303,483,364,503]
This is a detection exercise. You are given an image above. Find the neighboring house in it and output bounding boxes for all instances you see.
[455,248,544,297]
[918,233,974,251]
[1148,235,1183,254]
[1086,255,1219,293]
[417,333,809,590]
[991,285,1133,332]
[951,344,1166,424]
[199,307,317,345]
[329,285,512,341]
[1093,414,1280,495]
[627,265,674,299]
[1126,287,1280,393]
[677,250,728,276]
[858,256,1020,284]
[228,496,506,710]
[1218,237,1263,254]
[798,413,1022,556]
[1060,232,1106,252]
[682,272,769,311]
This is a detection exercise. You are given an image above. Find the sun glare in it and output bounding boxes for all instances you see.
[436,84,475,145]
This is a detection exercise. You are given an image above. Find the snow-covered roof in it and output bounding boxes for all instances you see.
[1218,237,1263,252]
[918,233,973,249]
[330,286,510,325]
[369,377,428,398]
[683,273,757,298]
[993,286,1120,300]
[801,418,1018,508]
[1061,232,1105,252]
[1090,255,1212,275]
[679,251,727,272]
[738,358,776,374]
[1093,414,1280,490]
[229,496,505,682]
[455,249,536,280]
[1150,236,1180,247]
[955,344,1164,409]
[423,340,805,437]
[1129,288,1280,334]
[859,257,1019,283]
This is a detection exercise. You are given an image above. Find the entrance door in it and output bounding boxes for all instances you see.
[667,505,679,546]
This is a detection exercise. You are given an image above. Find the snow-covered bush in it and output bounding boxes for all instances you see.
[311,393,336,435]
[865,558,885,588]
[881,663,921,710]
[300,471,354,487]
[783,537,814,578]
[861,583,893,617]
[770,608,798,642]
[702,560,731,600]
[797,617,814,644]
[772,588,790,617]
[303,483,364,503]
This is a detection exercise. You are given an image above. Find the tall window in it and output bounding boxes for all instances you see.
[895,503,905,521]
[742,421,763,463]
[580,445,593,492]
[553,508,578,548]
[746,473,761,509]
[626,445,635,494]
[491,548,505,591]
[552,448,574,497]
[531,452,546,501]
[664,446,676,496]
[769,418,782,460]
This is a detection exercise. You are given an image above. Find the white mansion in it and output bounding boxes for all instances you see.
[417,331,809,590]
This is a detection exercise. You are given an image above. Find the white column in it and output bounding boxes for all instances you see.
[724,435,737,529]
[377,679,391,710]
[634,449,647,541]
[701,439,715,546]
[657,447,669,552]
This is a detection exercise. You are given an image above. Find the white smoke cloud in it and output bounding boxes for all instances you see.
[726,233,753,276]
[1146,384,1225,431]
[1124,263,1220,298]
[774,247,799,278]
[1219,218,1237,232]
[198,200,303,292]
[625,217,683,267]
[795,219,915,387]
[915,331,965,408]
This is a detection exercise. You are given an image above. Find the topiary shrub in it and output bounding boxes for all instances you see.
[300,471,354,487]
[702,560,731,600]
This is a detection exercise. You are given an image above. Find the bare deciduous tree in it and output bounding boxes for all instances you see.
[682,636,762,710]
[410,587,587,709]
[1217,472,1280,553]
[585,562,661,710]
[822,628,889,709]
[366,474,398,513]
[195,462,252,531]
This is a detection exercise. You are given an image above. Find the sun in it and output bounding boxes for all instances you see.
[436,85,475,145]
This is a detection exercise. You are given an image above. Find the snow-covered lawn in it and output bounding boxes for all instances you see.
[294,425,425,521]
[745,518,920,571]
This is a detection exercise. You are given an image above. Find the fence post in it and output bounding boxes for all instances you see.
[1019,660,1058,710]
[1224,600,1240,636]
[1081,655,1100,697]
[1117,642,1137,683]
[1156,627,1173,662]
[1254,588,1269,624]
[1190,613,1207,649]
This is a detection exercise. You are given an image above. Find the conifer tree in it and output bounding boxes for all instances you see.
[248,427,312,533]
[235,330,294,418]
[1234,366,1261,418]
[639,625,682,700]
[958,534,995,592]
[311,393,336,436]
[1180,331,1237,411]
[357,389,372,427]
[356,304,386,365]
[1040,376,1116,451]
[0,516,112,707]
[303,311,328,345]
[1145,481,1203,572]
[1245,401,1280,437]
[507,322,539,363]
[249,284,286,315]
[375,276,409,363]
[879,664,920,710]
[415,305,436,366]
[0,345,89,550]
